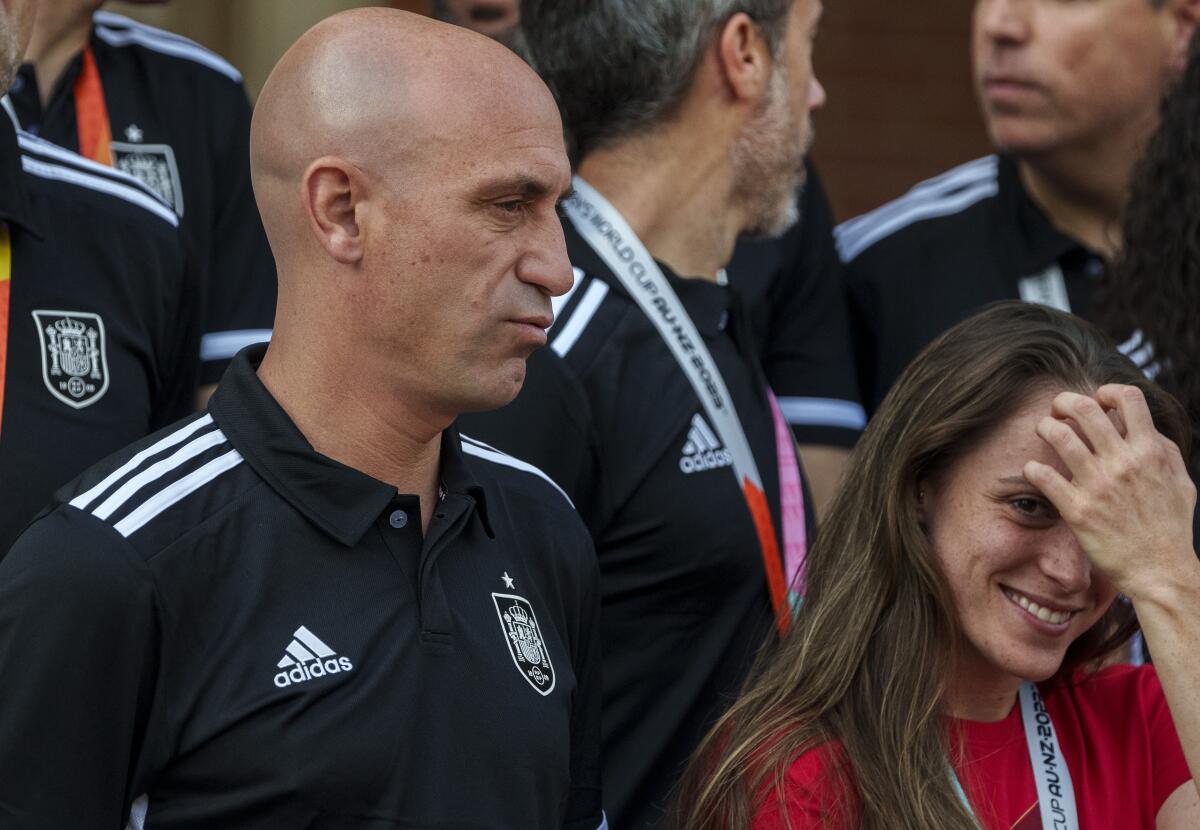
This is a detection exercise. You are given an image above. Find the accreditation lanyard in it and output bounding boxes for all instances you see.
[0,223,10,440]
[73,45,114,166]
[952,682,1079,830]
[561,176,806,633]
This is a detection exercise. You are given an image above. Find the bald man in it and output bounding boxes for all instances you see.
[0,10,605,829]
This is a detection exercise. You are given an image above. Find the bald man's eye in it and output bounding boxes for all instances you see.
[493,200,528,216]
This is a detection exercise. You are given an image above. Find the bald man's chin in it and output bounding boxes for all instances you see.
[456,364,528,415]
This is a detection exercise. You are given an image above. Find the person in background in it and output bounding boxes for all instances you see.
[0,9,603,828]
[437,0,863,518]
[678,302,1200,828]
[0,0,200,555]
[840,0,1200,413]
[11,0,276,400]
[1100,28,1200,543]
[430,0,522,49]
[460,0,826,823]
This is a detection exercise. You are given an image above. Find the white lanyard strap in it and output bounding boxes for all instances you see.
[953,682,1078,829]
[1019,682,1078,830]
[561,176,765,492]
[1018,264,1071,313]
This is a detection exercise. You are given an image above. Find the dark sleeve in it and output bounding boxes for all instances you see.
[458,347,606,533]
[199,84,276,385]
[0,508,160,829]
[563,536,604,830]
[152,232,203,428]
[762,165,865,448]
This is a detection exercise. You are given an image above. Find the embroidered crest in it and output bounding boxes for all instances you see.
[32,310,110,409]
[492,592,555,696]
[111,141,185,216]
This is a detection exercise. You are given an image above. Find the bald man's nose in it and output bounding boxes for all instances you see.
[518,221,574,297]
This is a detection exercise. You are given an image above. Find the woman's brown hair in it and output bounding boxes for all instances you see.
[674,301,1190,830]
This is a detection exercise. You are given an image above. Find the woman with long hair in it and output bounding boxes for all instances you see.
[675,302,1200,829]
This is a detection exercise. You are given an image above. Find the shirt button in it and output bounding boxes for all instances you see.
[388,509,409,529]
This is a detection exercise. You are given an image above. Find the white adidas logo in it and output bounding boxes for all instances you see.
[273,625,354,688]
[679,413,733,474]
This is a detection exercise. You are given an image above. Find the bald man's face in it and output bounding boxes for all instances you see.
[364,88,573,415]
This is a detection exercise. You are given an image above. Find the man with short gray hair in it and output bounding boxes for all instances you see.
[459,0,827,824]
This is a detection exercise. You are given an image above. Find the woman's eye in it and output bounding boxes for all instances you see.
[1012,497,1055,519]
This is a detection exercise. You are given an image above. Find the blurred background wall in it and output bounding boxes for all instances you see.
[106,0,991,220]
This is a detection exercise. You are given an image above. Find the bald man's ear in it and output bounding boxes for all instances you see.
[716,12,772,104]
[303,158,366,265]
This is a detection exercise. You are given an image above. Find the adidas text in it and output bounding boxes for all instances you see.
[274,657,354,688]
[680,447,733,474]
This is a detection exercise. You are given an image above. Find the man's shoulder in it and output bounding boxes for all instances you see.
[458,433,577,513]
[92,11,244,88]
[16,129,180,236]
[835,155,1002,270]
[545,266,633,370]
[47,411,257,558]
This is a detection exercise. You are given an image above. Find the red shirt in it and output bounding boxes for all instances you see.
[753,666,1191,829]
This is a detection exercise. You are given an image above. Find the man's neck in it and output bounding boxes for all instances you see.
[576,126,743,281]
[257,329,446,531]
[24,10,94,109]
[1017,135,1145,261]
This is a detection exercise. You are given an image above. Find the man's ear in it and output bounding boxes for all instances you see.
[715,12,773,104]
[302,157,366,265]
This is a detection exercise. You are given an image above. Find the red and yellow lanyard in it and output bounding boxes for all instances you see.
[73,45,113,166]
[0,224,11,440]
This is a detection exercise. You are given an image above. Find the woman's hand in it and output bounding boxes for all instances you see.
[1023,384,1197,603]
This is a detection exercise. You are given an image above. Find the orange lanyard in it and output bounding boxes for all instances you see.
[0,224,11,440]
[73,45,112,166]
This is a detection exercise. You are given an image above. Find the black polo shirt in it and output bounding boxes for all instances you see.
[459,219,816,829]
[838,154,1108,412]
[726,161,865,447]
[11,10,276,384]
[0,345,604,829]
[0,114,199,556]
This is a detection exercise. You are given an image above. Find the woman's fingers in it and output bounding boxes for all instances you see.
[1036,414,1094,481]
[1051,391,1123,456]
[1024,459,1078,521]
[1095,384,1156,444]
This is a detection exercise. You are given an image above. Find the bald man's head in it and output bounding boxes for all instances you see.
[251,8,555,269]
[251,8,572,419]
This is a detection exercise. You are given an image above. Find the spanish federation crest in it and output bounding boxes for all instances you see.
[32,310,109,409]
[492,592,555,696]
[111,141,185,217]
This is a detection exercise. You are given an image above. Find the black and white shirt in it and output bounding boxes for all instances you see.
[11,10,276,384]
[0,112,199,556]
[0,345,605,829]
[839,154,1108,412]
[460,219,816,829]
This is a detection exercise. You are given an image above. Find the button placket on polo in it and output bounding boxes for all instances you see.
[416,492,475,639]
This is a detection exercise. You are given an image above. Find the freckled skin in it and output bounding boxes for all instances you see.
[925,390,1118,698]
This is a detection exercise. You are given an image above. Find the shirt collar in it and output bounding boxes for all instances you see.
[208,345,491,546]
[0,104,43,237]
[996,154,1094,275]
